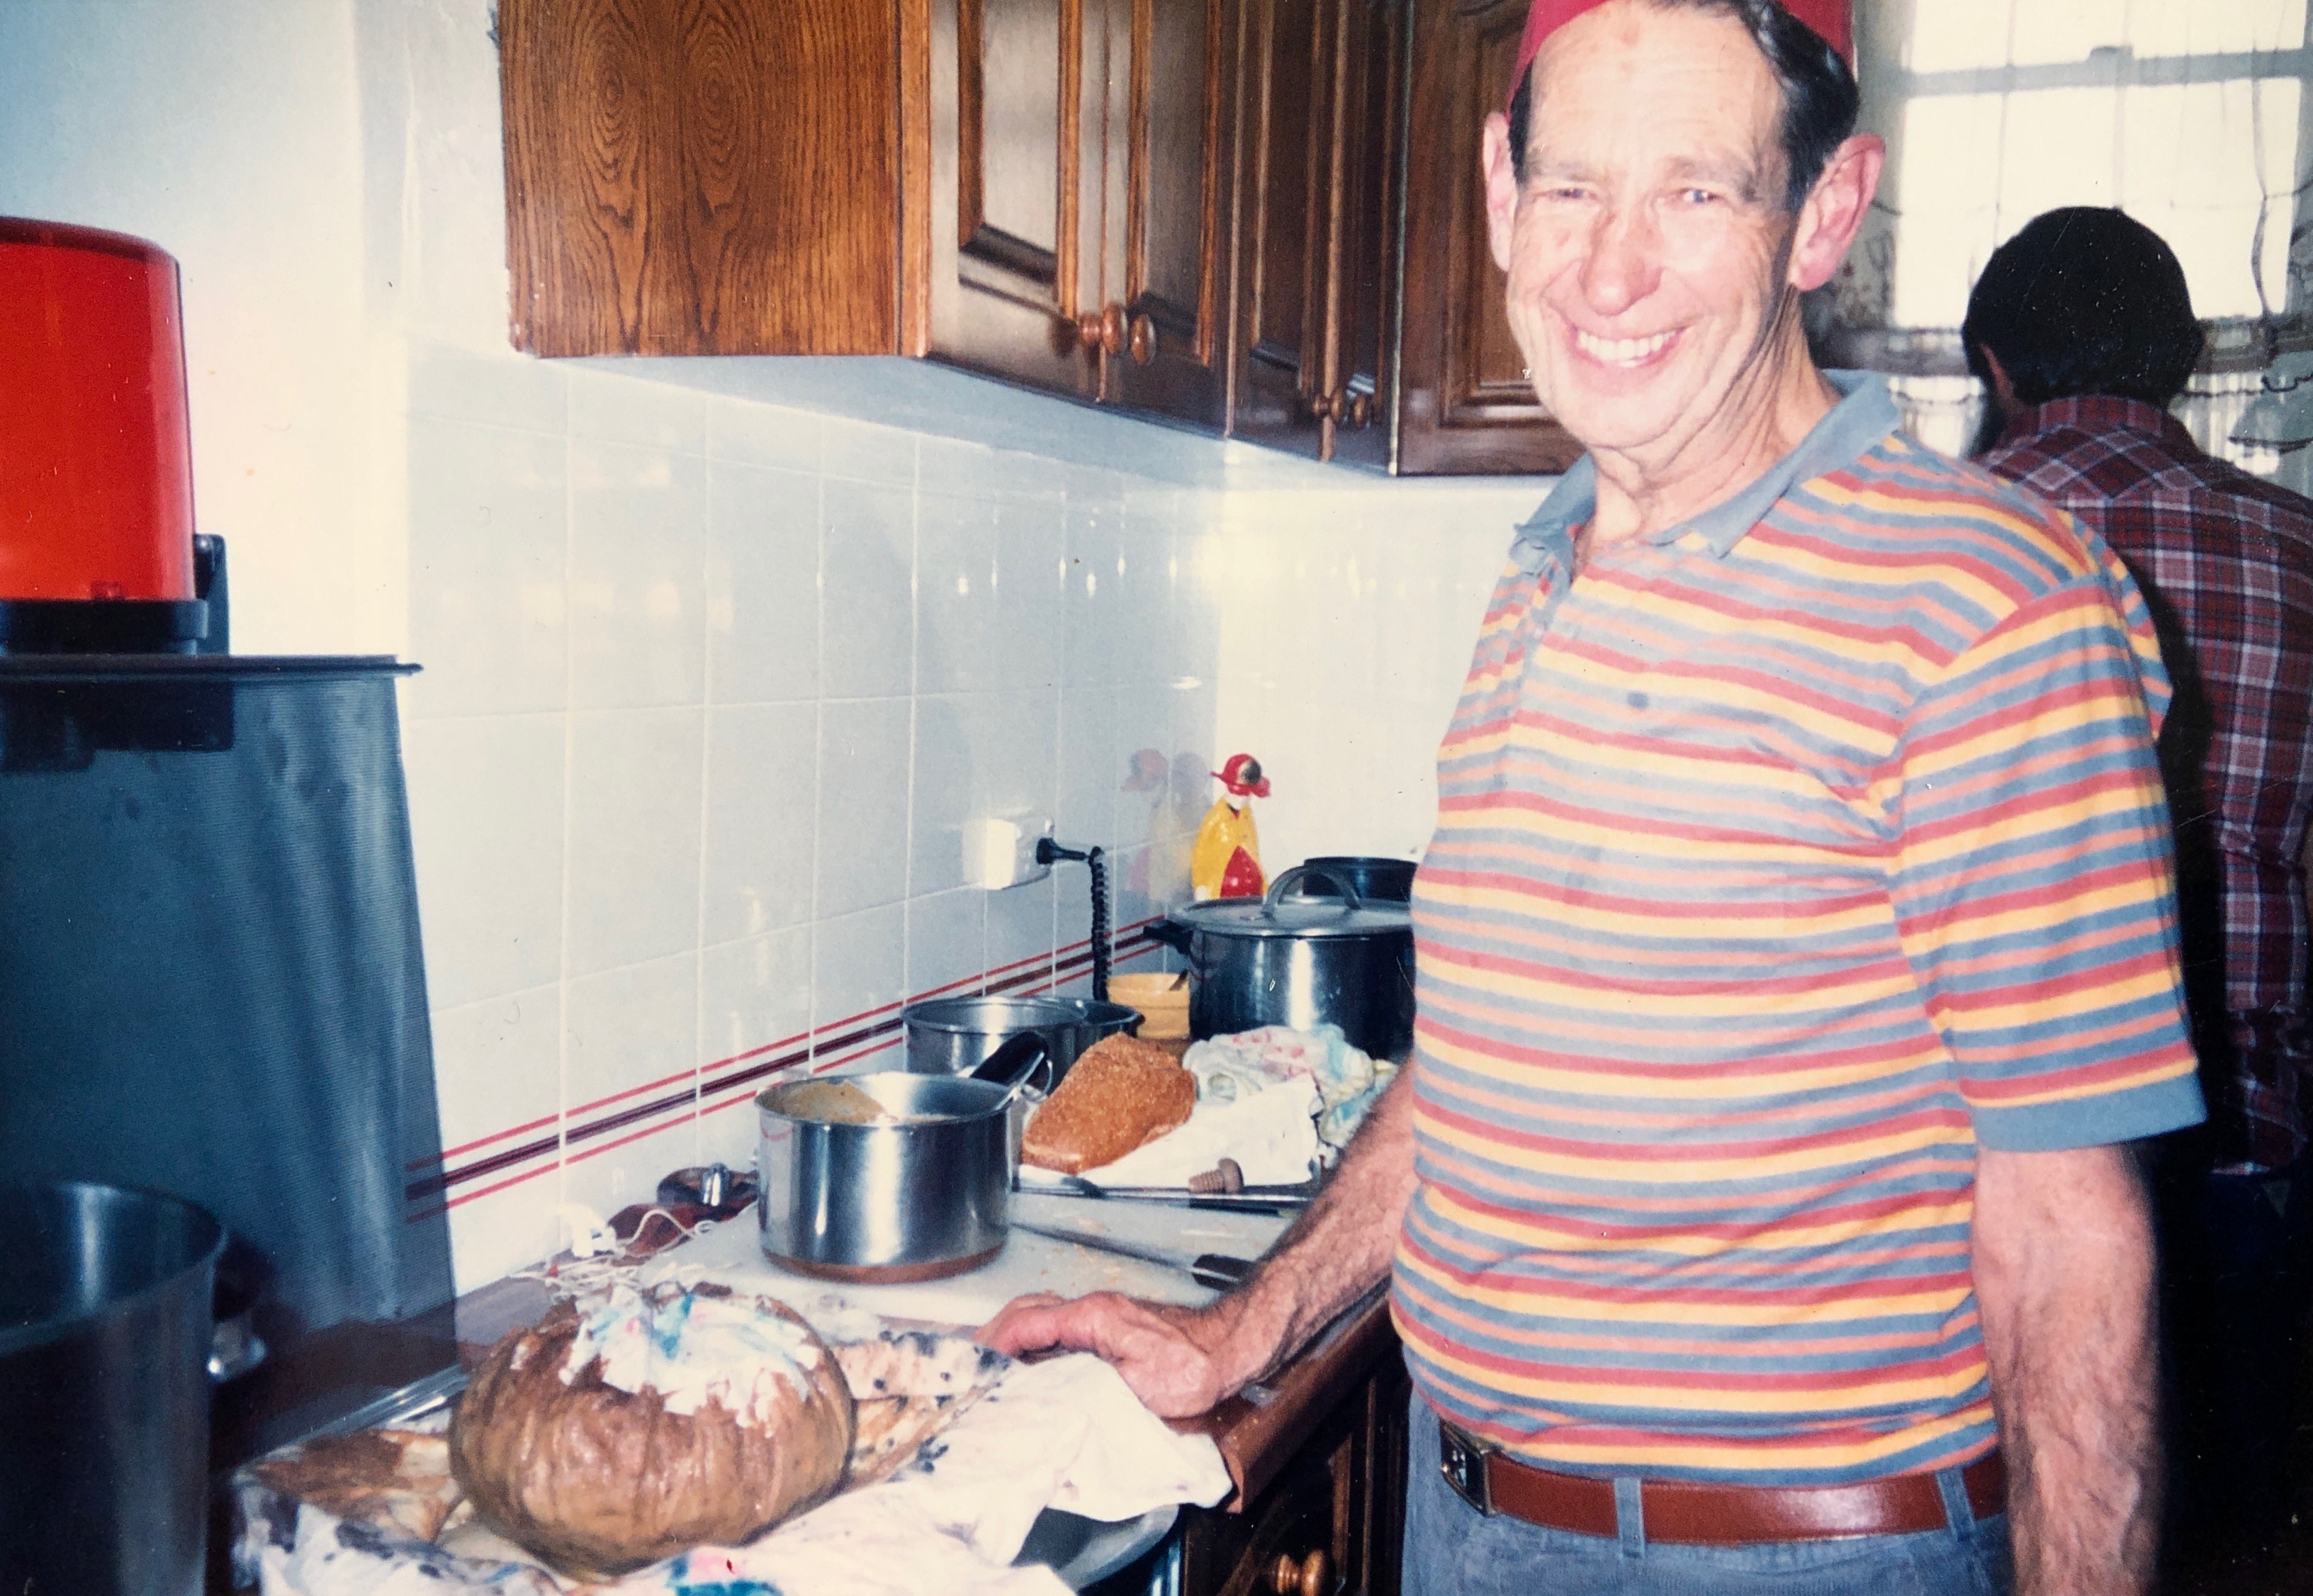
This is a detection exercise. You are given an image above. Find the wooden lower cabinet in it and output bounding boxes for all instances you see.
[1167,1354,1412,1596]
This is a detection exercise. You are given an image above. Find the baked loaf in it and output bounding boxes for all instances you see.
[1021,1033,1197,1174]
[449,1282,853,1577]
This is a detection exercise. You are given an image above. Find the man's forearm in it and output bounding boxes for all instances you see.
[1214,1067,1421,1386]
[1972,1143,2163,1595]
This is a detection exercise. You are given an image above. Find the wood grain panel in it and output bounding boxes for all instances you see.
[925,0,1103,395]
[1324,0,1406,470]
[1395,0,1579,473]
[958,0,1069,289]
[1227,0,1336,456]
[1099,0,1237,427]
[500,0,899,356]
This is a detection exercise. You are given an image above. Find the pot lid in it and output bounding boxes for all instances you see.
[1167,865,1412,940]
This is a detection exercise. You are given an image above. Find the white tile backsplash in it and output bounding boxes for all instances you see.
[905,886,989,1001]
[429,982,562,1156]
[564,707,705,976]
[568,444,707,709]
[815,696,912,917]
[914,491,1003,696]
[812,901,907,1067]
[563,952,699,1120]
[698,926,814,1074]
[707,463,819,704]
[403,349,1528,1296]
[404,711,566,1010]
[819,478,916,699]
[404,417,567,719]
[568,365,707,454]
[709,393,821,473]
[819,414,919,486]
[702,702,818,943]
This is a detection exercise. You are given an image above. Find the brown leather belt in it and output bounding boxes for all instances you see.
[1437,1420,2006,1546]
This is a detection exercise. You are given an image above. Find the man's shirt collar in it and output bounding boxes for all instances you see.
[1999,393,2198,459]
[1509,371,1898,577]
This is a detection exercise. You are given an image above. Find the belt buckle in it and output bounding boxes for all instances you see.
[1437,1420,1498,1516]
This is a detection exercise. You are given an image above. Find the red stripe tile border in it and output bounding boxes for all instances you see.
[420,921,1181,1201]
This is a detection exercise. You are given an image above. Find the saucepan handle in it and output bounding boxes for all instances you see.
[1144,918,1194,956]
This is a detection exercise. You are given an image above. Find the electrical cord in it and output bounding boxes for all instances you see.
[1036,837,1110,1001]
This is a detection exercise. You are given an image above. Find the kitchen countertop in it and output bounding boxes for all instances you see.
[452,1193,1400,1512]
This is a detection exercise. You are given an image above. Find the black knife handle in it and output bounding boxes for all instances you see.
[1192,1254,1255,1291]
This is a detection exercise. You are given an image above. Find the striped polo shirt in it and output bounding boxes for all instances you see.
[1392,374,2205,1485]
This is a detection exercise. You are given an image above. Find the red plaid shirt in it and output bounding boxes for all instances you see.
[1985,396,2313,1171]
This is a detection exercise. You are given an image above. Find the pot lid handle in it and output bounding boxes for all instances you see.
[1264,864,1366,917]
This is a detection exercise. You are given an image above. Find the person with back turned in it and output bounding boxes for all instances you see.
[1966,207,2313,1554]
[984,6,2207,1592]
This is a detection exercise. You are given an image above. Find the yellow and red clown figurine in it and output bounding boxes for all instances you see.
[1191,753,1271,900]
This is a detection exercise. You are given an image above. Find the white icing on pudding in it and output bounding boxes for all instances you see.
[560,1285,822,1429]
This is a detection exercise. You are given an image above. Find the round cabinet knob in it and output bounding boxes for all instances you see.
[1307,390,1336,421]
[1073,303,1127,356]
[1268,1549,1330,1596]
[1129,313,1156,366]
[1347,392,1373,429]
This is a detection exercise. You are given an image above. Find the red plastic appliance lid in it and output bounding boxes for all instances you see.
[0,217,196,602]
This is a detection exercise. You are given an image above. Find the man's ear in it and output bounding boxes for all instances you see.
[1789,133,1885,293]
[1979,344,2020,410]
[1482,111,1520,274]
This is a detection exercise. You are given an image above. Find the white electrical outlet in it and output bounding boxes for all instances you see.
[962,814,1054,890]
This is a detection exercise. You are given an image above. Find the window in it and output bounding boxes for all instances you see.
[1840,1,2312,464]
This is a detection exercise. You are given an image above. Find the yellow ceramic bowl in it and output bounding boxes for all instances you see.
[1107,971,1191,1040]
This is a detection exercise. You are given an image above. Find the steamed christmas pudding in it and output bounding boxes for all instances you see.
[449,1281,853,1577]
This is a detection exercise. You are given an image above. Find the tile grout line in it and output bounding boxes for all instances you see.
[692,425,714,1165]
[554,383,580,1221]
[901,431,922,1009]
[806,449,828,1069]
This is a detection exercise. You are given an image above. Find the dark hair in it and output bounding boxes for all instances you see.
[1509,0,1859,211]
[1962,207,2203,409]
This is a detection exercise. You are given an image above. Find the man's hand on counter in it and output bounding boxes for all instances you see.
[977,1291,1262,1417]
[979,1069,1421,1416]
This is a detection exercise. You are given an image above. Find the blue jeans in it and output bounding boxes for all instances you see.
[1404,1395,2015,1595]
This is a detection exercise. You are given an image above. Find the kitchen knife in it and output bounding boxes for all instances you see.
[1023,1172,1312,1212]
[1009,1220,1255,1291]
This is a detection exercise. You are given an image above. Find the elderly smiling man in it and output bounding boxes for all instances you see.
[984,2,2205,1591]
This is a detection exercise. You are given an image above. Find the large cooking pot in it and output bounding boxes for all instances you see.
[1153,865,1415,1061]
[902,994,1139,1079]
[755,1040,1049,1282]
[1,1181,226,1596]
[1296,855,1418,903]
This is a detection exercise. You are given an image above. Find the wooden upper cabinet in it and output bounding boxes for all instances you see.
[1229,0,1334,458]
[1322,0,1407,470]
[931,0,1105,396]
[497,0,1566,472]
[1089,0,1239,428]
[498,0,1234,416]
[1226,0,1402,467]
[1396,0,1579,473]
[500,0,906,356]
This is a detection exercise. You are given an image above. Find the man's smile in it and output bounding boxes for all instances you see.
[1569,325,1681,369]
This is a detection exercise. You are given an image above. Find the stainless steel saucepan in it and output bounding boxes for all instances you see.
[901,994,1140,1080]
[755,1035,1049,1281]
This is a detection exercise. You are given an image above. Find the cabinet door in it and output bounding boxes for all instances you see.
[926,0,1108,397]
[1093,0,1239,427]
[1321,0,1407,470]
[1396,0,1580,474]
[500,0,900,356]
[1228,0,1339,458]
